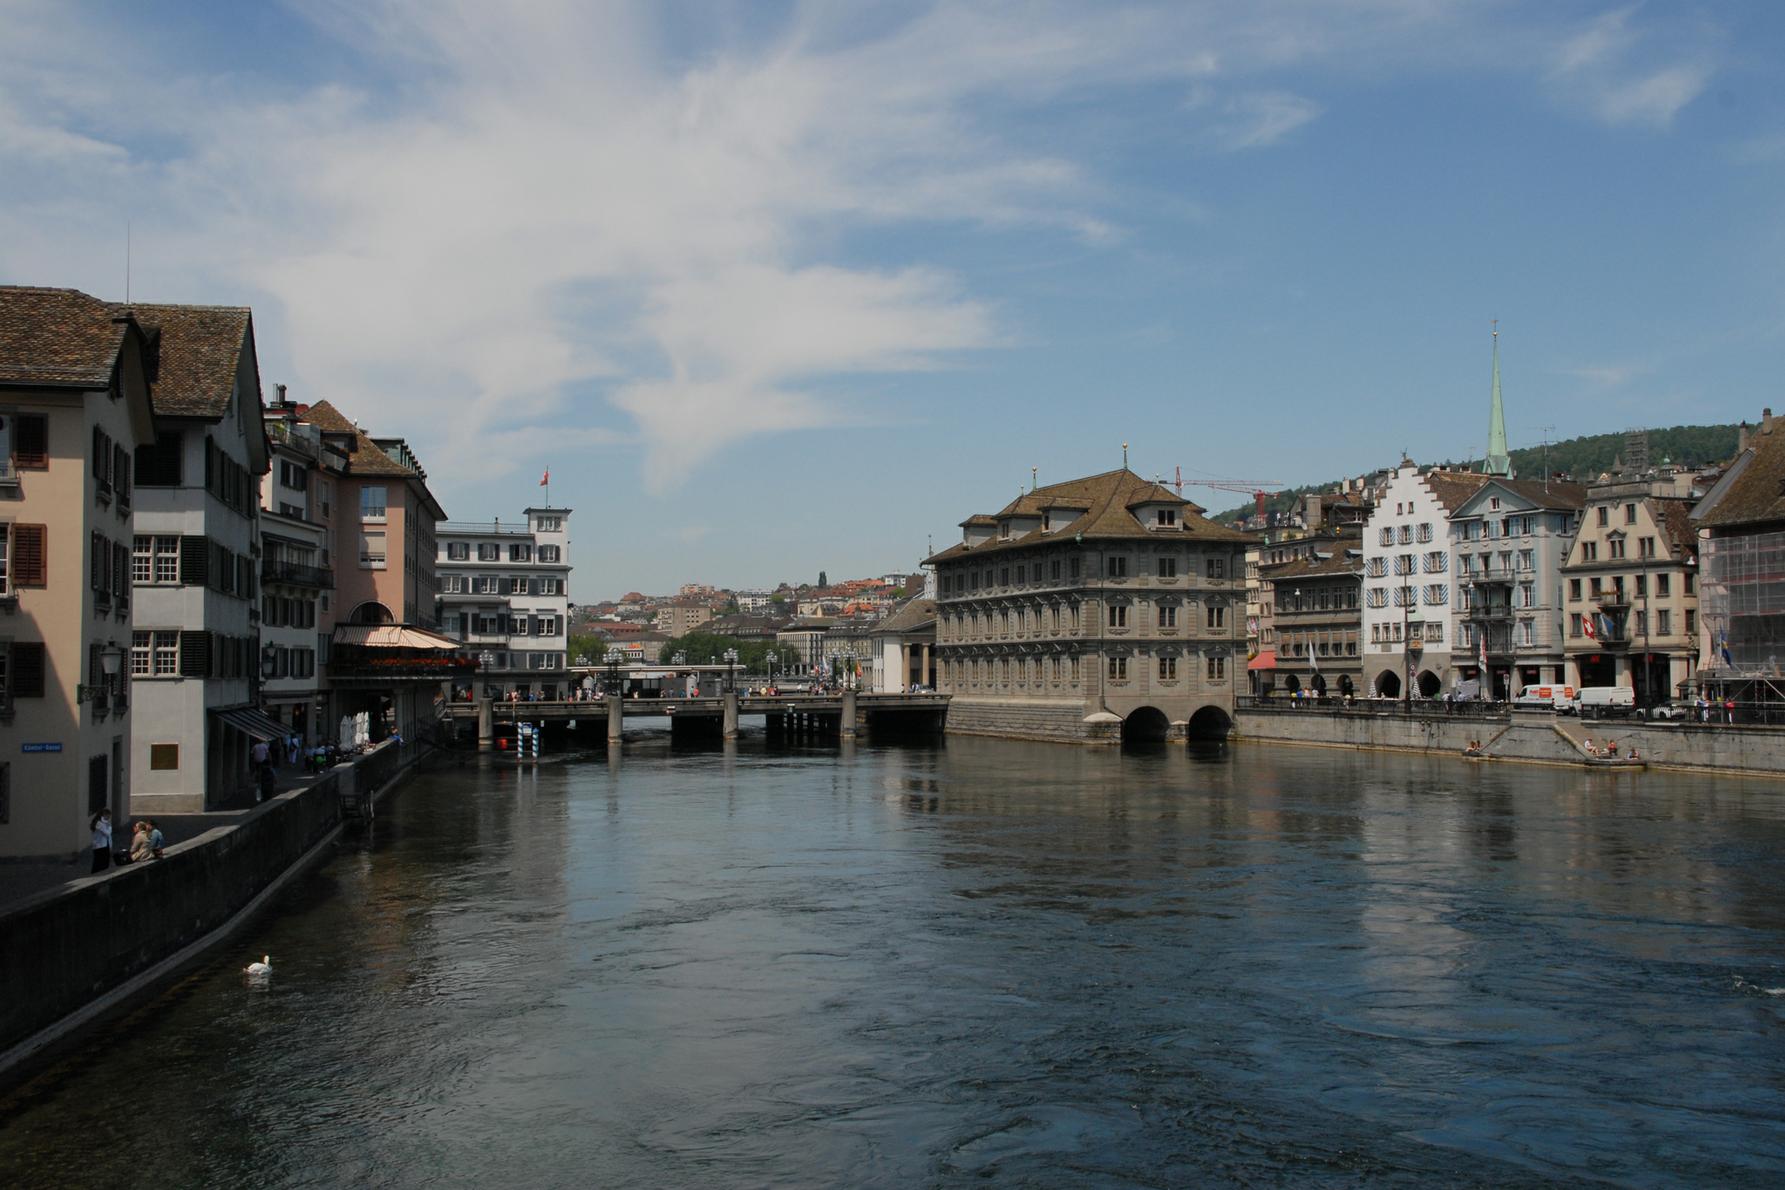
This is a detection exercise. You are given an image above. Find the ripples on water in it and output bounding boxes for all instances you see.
[4,732,1785,1187]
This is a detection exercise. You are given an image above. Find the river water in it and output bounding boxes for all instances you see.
[4,733,1785,1187]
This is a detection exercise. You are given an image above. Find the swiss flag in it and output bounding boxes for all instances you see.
[1583,615,1597,641]
[539,468,550,487]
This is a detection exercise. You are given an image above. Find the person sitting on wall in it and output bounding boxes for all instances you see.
[1583,737,1598,757]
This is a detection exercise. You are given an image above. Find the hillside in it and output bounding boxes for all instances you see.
[1212,423,1741,525]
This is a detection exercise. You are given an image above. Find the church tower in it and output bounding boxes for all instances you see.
[1485,322,1511,477]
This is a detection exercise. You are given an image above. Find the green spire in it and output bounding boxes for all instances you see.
[1485,322,1510,477]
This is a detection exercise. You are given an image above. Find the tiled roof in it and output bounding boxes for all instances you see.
[298,399,359,435]
[874,597,936,635]
[1420,469,1494,513]
[1261,551,1362,580]
[1655,497,1698,556]
[116,302,251,417]
[1475,477,1589,512]
[1697,422,1785,529]
[0,286,131,388]
[928,468,1248,563]
[297,399,416,477]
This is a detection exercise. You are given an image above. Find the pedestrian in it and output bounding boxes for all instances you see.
[250,736,271,772]
[257,763,276,803]
[148,819,165,860]
[90,808,113,872]
[287,734,301,767]
[129,820,153,864]
[1725,698,1736,724]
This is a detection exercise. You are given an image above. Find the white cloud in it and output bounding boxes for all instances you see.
[1557,362,1646,388]
[1548,7,1712,129]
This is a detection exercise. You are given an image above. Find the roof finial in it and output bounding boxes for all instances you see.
[1031,465,1037,491]
[1122,441,1129,469]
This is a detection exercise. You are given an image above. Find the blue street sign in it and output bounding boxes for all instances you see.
[21,742,63,753]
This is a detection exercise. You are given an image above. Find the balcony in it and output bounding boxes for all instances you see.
[263,559,333,588]
[1467,569,1515,586]
[1465,603,1512,621]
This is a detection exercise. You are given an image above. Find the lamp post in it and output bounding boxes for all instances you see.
[604,648,625,696]
[479,650,496,699]
[1401,580,1412,711]
[77,643,126,704]
[844,651,856,692]
[723,647,739,693]
[766,650,778,689]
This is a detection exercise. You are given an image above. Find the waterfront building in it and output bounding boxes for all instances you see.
[1360,463,1491,698]
[927,468,1249,743]
[258,389,332,746]
[0,287,156,858]
[872,597,938,692]
[1561,474,1700,701]
[1694,409,1785,708]
[126,302,277,813]
[1448,478,1586,700]
[437,508,573,699]
[775,618,835,677]
[292,401,458,745]
[1265,546,1364,697]
[821,617,881,688]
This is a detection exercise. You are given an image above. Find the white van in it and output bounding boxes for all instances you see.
[1573,686,1636,717]
[1514,684,1576,712]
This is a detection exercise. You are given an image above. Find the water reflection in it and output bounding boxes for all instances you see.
[2,739,1784,1186]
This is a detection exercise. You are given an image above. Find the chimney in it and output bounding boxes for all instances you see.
[274,382,288,408]
[1765,408,1775,435]
[1740,421,1750,453]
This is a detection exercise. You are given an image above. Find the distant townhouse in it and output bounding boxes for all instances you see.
[927,468,1249,744]
[1694,409,1785,710]
[1360,463,1491,699]
[1265,546,1364,697]
[655,601,713,638]
[291,401,458,746]
[1562,473,1700,704]
[1248,521,1361,695]
[437,507,574,698]
[0,287,156,858]
[871,597,938,692]
[127,302,276,813]
[1448,478,1585,700]
[258,390,332,746]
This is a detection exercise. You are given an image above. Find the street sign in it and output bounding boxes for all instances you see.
[21,742,63,753]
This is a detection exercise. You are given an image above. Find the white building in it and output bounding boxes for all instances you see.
[128,304,279,812]
[1360,463,1489,699]
[436,507,573,698]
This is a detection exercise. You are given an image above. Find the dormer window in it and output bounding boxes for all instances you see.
[1000,521,1011,539]
[1489,497,1500,511]
[1155,509,1176,527]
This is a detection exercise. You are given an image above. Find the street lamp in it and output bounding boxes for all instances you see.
[604,648,625,696]
[1401,580,1413,710]
[76,643,126,704]
[766,650,778,688]
[844,650,857,691]
[722,647,739,693]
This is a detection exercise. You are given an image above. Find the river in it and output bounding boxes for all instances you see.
[4,733,1785,1187]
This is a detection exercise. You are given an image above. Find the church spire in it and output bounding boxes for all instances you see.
[1485,320,1511,477]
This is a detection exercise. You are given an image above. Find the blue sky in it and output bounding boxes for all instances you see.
[4,1,1783,599]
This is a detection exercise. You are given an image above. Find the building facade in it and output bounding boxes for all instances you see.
[928,469,1249,743]
[1562,476,1700,703]
[127,303,274,813]
[1361,464,1489,699]
[1694,409,1785,710]
[258,399,332,745]
[437,507,574,698]
[1449,479,1585,700]
[0,288,156,858]
[1263,548,1364,697]
[654,601,714,638]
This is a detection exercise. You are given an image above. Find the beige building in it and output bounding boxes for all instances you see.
[927,468,1249,744]
[1562,476,1700,704]
[0,288,157,858]
[655,601,714,638]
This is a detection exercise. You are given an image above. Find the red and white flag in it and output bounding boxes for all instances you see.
[1582,615,1596,641]
[539,468,550,487]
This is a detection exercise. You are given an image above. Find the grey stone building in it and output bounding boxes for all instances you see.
[927,468,1249,744]
[1262,546,1364,698]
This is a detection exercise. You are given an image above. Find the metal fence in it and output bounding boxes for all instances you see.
[1235,695,1510,721]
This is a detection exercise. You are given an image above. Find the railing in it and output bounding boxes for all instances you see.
[439,520,532,536]
[263,559,333,588]
[1237,695,1510,720]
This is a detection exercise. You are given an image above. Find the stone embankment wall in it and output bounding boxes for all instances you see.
[1236,706,1785,777]
[945,698,1107,744]
[0,741,411,1072]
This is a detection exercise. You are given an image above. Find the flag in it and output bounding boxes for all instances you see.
[1308,640,1319,673]
[539,468,550,487]
[1719,629,1732,668]
[1478,630,1488,671]
[1583,614,1596,641]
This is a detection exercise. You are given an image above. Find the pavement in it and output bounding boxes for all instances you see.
[0,762,329,913]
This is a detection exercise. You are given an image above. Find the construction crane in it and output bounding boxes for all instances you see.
[1174,466,1285,519]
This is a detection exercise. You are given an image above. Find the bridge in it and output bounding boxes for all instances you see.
[440,691,949,749]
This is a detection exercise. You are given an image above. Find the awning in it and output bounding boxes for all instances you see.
[1247,650,1277,671]
[332,623,462,650]
[216,706,291,742]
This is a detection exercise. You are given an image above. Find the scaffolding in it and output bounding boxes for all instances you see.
[1697,530,1785,716]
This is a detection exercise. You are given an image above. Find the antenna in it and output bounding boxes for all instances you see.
[1540,423,1555,490]
[125,219,131,304]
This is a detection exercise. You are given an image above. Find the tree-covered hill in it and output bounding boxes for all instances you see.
[1212,423,1741,525]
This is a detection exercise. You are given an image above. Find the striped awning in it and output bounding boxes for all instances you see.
[215,706,291,742]
[332,623,462,650]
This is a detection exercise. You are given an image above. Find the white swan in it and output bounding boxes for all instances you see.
[244,954,272,976]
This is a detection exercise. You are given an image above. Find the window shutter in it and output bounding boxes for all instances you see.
[114,445,131,503]
[179,630,212,678]
[91,532,104,592]
[13,415,48,469]
[10,643,45,697]
[180,535,209,586]
[12,525,46,586]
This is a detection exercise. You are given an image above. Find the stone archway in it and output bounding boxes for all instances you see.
[1375,669,1402,699]
[1186,705,1233,742]
[1121,705,1171,745]
[350,601,395,625]
[1417,669,1442,698]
